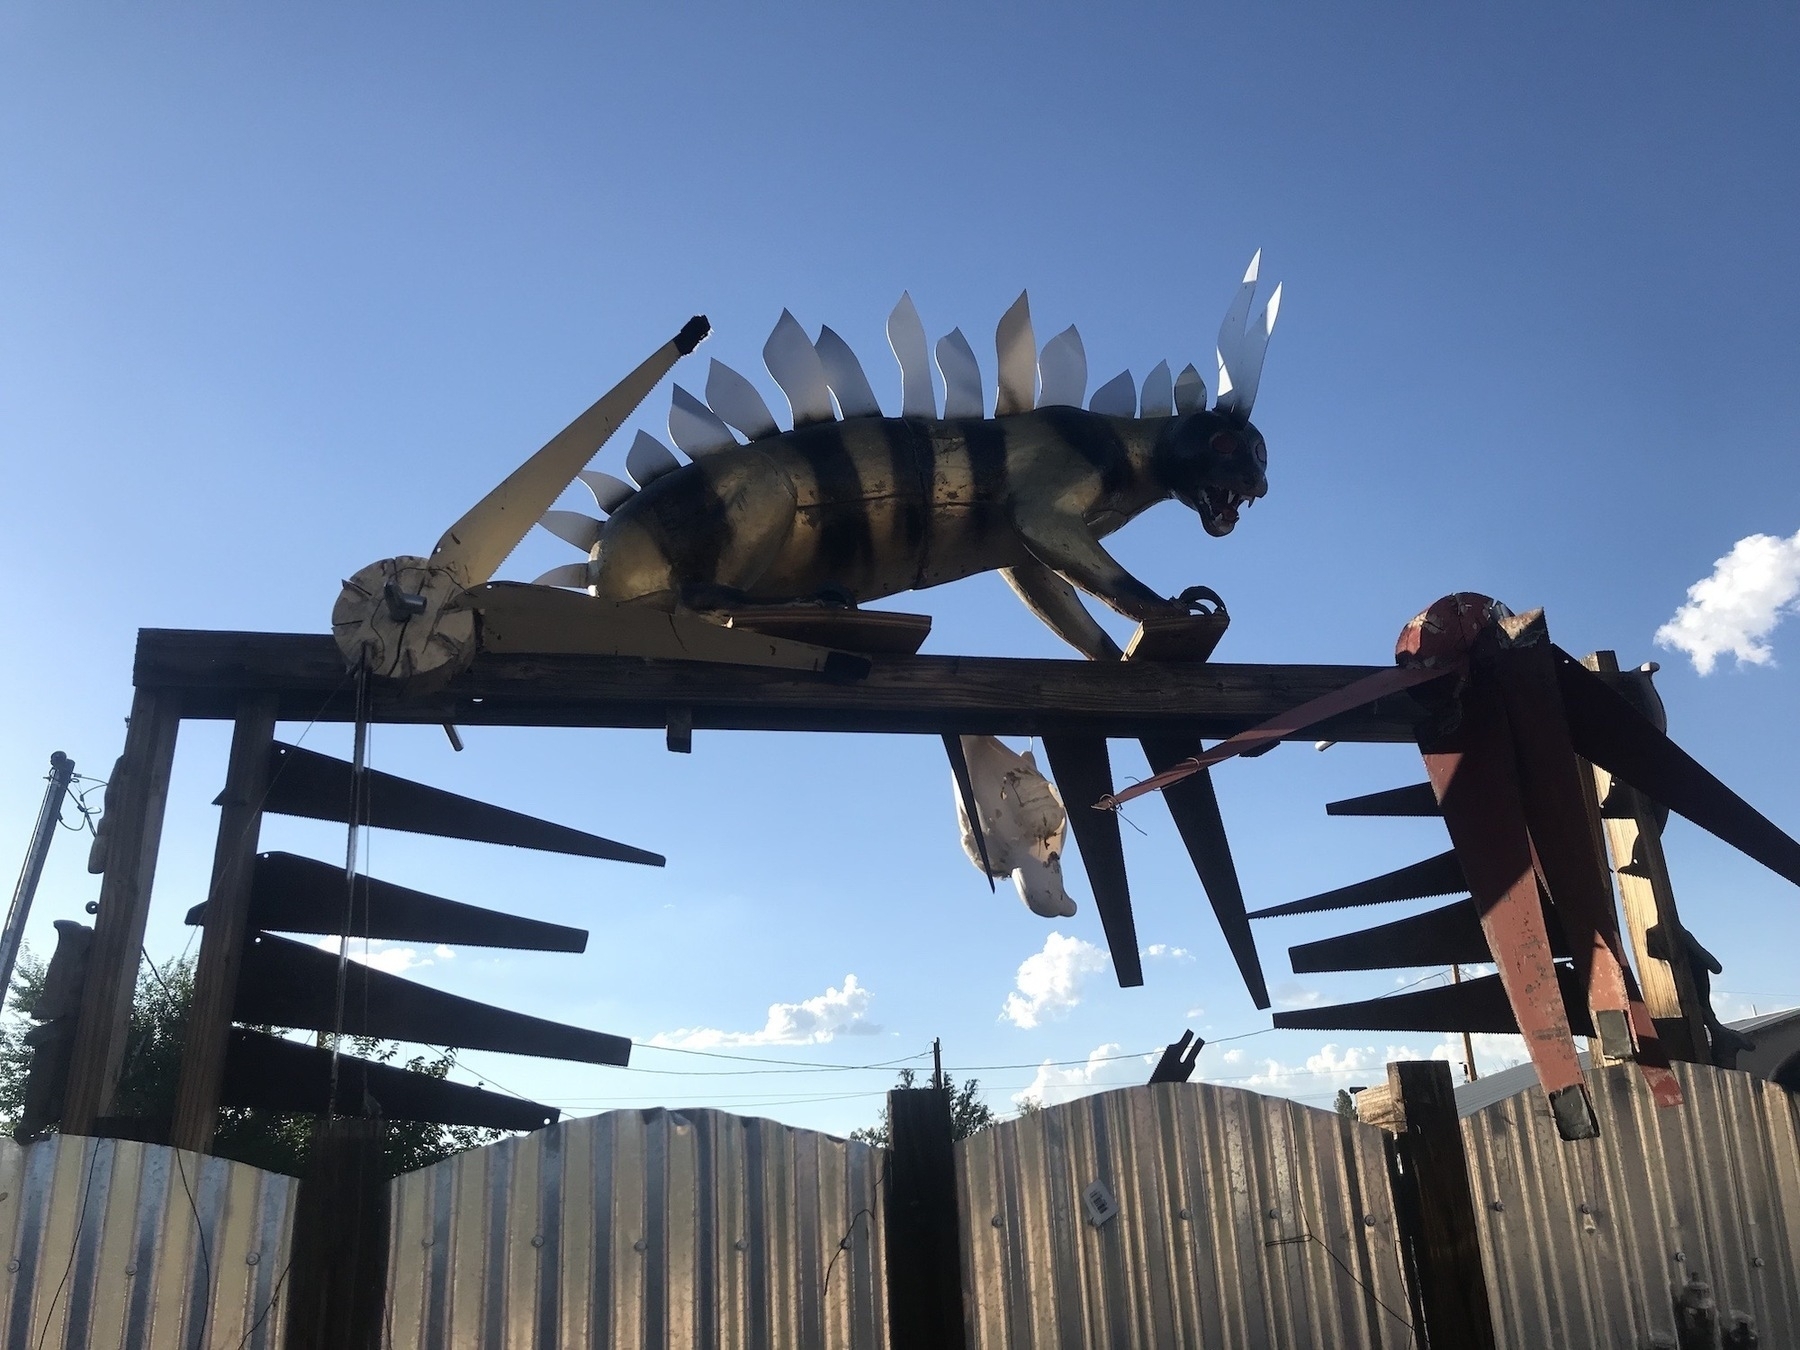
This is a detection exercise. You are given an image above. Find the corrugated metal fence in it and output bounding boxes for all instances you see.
[957,1083,1414,1349]
[385,1105,887,1349]
[1463,1059,1800,1349]
[0,1134,297,1349]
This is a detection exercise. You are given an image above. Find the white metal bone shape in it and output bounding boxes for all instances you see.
[887,292,936,418]
[936,328,984,418]
[1140,360,1174,417]
[1213,249,1281,422]
[624,430,681,489]
[763,310,835,428]
[1089,370,1136,417]
[668,385,737,458]
[706,360,780,440]
[1037,326,1087,408]
[814,325,882,419]
[994,291,1036,415]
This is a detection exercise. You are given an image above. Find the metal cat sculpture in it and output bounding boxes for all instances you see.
[534,254,1280,661]
[332,255,1277,678]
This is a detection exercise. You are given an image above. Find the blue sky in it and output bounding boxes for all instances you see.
[2,4,1797,1137]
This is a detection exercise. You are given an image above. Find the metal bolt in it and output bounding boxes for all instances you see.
[734,1239,747,1252]
[6,1261,17,1273]
[124,1263,137,1277]
[530,1235,545,1249]
[1673,1251,1686,1264]
[1266,1207,1280,1220]
[421,1236,434,1248]
[246,1251,260,1266]
[991,1215,1003,1228]
[1753,1257,1766,1269]
[1363,1215,1378,1228]
[1490,1201,1505,1213]
[1177,1208,1191,1222]
[633,1239,648,1253]
[1578,1203,1592,1216]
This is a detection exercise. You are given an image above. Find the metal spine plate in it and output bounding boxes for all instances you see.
[1173,363,1206,414]
[705,360,780,441]
[1139,360,1173,417]
[538,509,603,553]
[1036,326,1087,408]
[258,741,664,866]
[994,290,1036,415]
[531,563,591,588]
[1325,782,1442,817]
[1287,896,1573,973]
[1220,281,1280,421]
[235,931,633,1065]
[624,431,681,488]
[578,469,636,515]
[887,292,936,417]
[1212,249,1261,415]
[813,325,882,419]
[667,384,738,458]
[222,1028,559,1130]
[935,327,983,418]
[1088,369,1136,416]
[184,851,588,952]
[1249,849,1466,919]
[1272,965,1595,1035]
[1040,736,1141,986]
[762,310,835,427]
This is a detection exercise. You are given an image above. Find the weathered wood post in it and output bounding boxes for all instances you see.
[172,692,279,1151]
[1363,1058,1497,1350]
[883,1085,967,1349]
[284,1117,389,1350]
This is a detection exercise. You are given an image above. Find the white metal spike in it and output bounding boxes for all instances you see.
[532,562,593,589]
[936,328,984,418]
[1036,326,1088,408]
[705,360,780,440]
[814,325,882,418]
[1140,360,1174,417]
[578,469,636,515]
[887,292,936,418]
[1213,249,1261,410]
[994,291,1036,415]
[1088,369,1136,417]
[763,310,835,427]
[625,429,681,488]
[1223,282,1281,420]
[668,384,737,458]
[1174,364,1207,414]
[538,509,604,553]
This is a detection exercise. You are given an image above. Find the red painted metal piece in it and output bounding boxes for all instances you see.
[1419,670,1598,1140]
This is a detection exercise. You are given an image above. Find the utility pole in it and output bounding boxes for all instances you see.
[1,752,75,1001]
[1452,965,1479,1081]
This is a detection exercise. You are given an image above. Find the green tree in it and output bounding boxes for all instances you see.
[1334,1088,1355,1119]
[850,1067,1000,1145]
[0,949,508,1178]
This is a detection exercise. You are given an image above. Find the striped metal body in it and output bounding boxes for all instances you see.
[1463,1060,1800,1348]
[385,1106,887,1349]
[956,1084,1412,1349]
[0,1135,296,1349]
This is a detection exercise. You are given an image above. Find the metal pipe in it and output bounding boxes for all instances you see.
[1,752,75,1004]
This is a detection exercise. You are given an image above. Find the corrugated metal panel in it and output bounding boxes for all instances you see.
[385,1106,888,1349]
[957,1083,1413,1348]
[1463,1060,1800,1348]
[0,1134,297,1349]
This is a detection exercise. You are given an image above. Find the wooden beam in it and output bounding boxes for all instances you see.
[171,693,278,1153]
[284,1117,389,1350]
[63,689,180,1135]
[883,1087,967,1350]
[133,628,1451,741]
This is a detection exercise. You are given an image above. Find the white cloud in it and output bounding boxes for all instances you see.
[1272,981,1323,1009]
[652,975,878,1048]
[1012,1042,1144,1109]
[1001,932,1109,1029]
[1656,528,1800,673]
[1143,944,1193,961]
[1430,1032,1528,1077]
[311,937,442,976]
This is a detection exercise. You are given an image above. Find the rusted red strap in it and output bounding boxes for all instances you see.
[1096,663,1455,810]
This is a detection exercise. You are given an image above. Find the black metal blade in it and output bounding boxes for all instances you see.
[942,735,994,891]
[186,852,588,953]
[222,1028,559,1131]
[1249,850,1467,919]
[1555,650,1800,888]
[1271,966,1593,1036]
[1041,736,1142,987]
[259,742,663,867]
[235,932,632,1066]
[1140,737,1268,1008]
[1288,898,1574,973]
[1324,783,1441,817]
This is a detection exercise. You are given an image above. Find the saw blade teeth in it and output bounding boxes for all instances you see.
[994,290,1036,415]
[1173,363,1207,414]
[577,469,635,516]
[763,309,835,427]
[668,384,738,458]
[705,360,780,440]
[1088,369,1136,417]
[1140,360,1173,417]
[814,324,882,419]
[624,430,681,489]
[935,327,984,418]
[887,292,936,418]
[1036,325,1087,408]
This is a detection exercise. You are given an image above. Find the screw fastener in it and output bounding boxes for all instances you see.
[734,1239,748,1252]
[1177,1208,1191,1221]
[1490,1201,1505,1213]
[124,1264,137,1276]
[991,1216,1003,1228]
[1673,1251,1686,1263]
[246,1252,260,1266]
[633,1239,648,1253]
[6,1261,17,1273]
[1363,1215,1378,1228]
[1753,1257,1766,1268]
[530,1235,545,1249]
